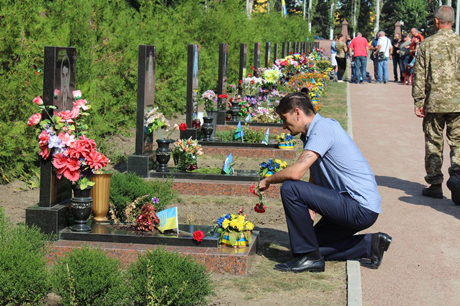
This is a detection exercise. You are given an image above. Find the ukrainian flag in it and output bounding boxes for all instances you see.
[156,207,178,233]
[234,121,244,141]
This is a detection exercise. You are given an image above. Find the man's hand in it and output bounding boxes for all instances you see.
[415,106,425,118]
[258,178,270,192]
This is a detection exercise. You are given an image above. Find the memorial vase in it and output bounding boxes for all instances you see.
[221,230,252,248]
[201,117,214,141]
[156,139,174,172]
[71,185,93,232]
[90,173,113,222]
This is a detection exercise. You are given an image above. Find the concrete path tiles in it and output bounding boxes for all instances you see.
[350,61,460,305]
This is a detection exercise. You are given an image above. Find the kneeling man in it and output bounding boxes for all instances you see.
[259,92,391,273]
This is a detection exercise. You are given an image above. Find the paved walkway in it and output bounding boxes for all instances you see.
[350,61,460,305]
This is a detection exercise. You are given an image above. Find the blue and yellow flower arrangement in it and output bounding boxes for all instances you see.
[259,158,288,177]
[276,133,296,150]
[211,212,254,247]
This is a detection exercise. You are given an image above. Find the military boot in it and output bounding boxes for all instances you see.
[422,184,443,199]
[447,177,460,205]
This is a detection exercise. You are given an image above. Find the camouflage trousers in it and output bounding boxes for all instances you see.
[423,113,460,185]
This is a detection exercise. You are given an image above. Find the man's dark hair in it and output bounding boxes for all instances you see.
[275,92,316,116]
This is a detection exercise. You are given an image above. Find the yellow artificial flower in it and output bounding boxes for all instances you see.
[237,215,246,223]
[245,221,254,231]
[222,219,230,229]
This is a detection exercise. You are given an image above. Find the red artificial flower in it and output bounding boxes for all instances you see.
[86,151,109,171]
[218,94,228,99]
[68,135,96,159]
[249,184,259,196]
[229,97,233,102]
[52,153,81,182]
[193,230,205,242]
[38,130,50,146]
[254,203,266,213]
[250,80,255,85]
[238,80,243,85]
[251,66,254,70]
[179,123,187,132]
[39,144,50,159]
[247,73,253,77]
[289,51,293,55]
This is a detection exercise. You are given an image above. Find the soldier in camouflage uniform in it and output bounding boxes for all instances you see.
[413,5,460,204]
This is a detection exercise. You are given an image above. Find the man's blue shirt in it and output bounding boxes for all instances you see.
[302,114,382,213]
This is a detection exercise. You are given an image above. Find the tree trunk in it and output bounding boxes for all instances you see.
[375,0,381,36]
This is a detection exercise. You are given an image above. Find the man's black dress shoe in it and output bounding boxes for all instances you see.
[274,256,325,273]
[361,232,392,269]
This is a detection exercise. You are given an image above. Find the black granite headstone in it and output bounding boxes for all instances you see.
[238,43,247,96]
[217,43,228,125]
[287,42,291,55]
[273,43,278,63]
[183,44,199,138]
[265,42,271,67]
[282,42,286,58]
[292,42,297,54]
[26,47,77,234]
[128,45,156,178]
[253,42,260,72]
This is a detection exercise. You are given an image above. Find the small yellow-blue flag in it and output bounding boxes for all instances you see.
[156,207,178,233]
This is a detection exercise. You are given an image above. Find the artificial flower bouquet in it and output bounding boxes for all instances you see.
[144,107,170,137]
[262,67,282,84]
[276,133,296,150]
[27,91,109,190]
[201,90,216,112]
[242,73,266,97]
[211,211,254,247]
[259,158,287,178]
[172,137,204,170]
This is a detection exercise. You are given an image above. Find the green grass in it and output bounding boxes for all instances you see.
[318,81,348,130]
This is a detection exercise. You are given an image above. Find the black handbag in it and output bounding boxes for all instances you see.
[378,51,385,60]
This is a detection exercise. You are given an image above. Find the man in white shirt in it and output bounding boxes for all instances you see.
[374,31,393,84]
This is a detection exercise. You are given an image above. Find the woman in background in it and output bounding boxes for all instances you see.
[335,34,348,82]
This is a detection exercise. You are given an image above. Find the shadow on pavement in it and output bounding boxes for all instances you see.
[376,175,460,220]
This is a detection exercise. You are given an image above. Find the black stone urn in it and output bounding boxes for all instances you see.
[156,139,174,172]
[230,101,240,122]
[201,117,214,141]
[71,185,93,232]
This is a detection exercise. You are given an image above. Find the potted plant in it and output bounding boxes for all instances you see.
[27,91,109,232]
[276,133,296,150]
[172,138,204,171]
[211,211,254,248]
[259,158,287,178]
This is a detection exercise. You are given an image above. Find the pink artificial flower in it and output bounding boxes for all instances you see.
[38,130,50,146]
[72,90,82,99]
[52,153,80,182]
[70,106,80,118]
[67,135,96,159]
[27,113,42,126]
[55,110,74,123]
[33,96,43,105]
[54,89,61,98]
[58,132,75,147]
[73,99,89,110]
[86,151,109,170]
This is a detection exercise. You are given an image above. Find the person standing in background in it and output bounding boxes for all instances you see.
[392,33,401,83]
[330,36,338,81]
[374,31,393,84]
[349,32,369,84]
[335,34,348,83]
[398,34,411,83]
[369,33,380,83]
[413,6,460,204]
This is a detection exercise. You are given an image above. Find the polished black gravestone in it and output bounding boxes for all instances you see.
[265,42,271,67]
[238,43,247,96]
[287,42,291,54]
[60,224,223,248]
[148,169,259,181]
[128,45,157,178]
[199,140,277,148]
[181,44,200,140]
[253,42,260,72]
[273,43,278,63]
[216,43,228,125]
[282,42,286,58]
[26,46,77,234]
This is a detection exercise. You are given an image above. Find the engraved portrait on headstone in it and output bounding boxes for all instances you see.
[145,47,156,108]
[54,48,76,111]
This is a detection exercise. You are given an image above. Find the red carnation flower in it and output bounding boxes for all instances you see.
[179,123,187,132]
[238,80,242,85]
[254,203,266,213]
[193,230,205,242]
[247,73,253,77]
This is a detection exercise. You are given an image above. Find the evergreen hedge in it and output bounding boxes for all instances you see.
[0,0,310,183]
